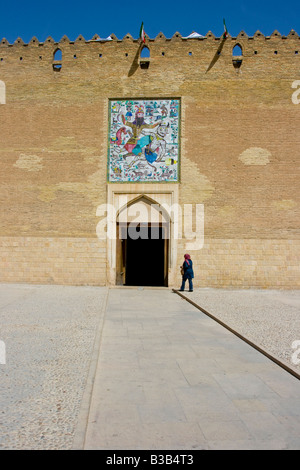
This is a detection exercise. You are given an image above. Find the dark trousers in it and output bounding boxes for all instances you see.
[180,277,193,291]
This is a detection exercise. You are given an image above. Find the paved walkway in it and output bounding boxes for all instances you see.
[79,288,300,450]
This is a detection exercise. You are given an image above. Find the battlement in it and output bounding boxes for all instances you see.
[0,28,299,79]
[0,29,299,45]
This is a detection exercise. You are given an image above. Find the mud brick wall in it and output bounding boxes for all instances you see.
[0,30,299,287]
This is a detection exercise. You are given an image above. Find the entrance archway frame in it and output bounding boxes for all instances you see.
[106,183,179,287]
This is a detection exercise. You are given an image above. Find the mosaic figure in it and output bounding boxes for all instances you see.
[121,107,160,157]
[108,99,180,182]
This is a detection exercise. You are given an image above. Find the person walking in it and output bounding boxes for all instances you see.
[179,254,194,292]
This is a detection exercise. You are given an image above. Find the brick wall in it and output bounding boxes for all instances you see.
[0,30,299,287]
[176,239,300,288]
[0,237,106,285]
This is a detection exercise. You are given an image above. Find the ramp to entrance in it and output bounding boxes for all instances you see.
[81,288,300,450]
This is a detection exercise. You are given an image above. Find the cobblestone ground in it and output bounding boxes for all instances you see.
[1,284,299,449]
[0,284,107,450]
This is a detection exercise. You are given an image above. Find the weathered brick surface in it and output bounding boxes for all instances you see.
[0,31,299,287]
[0,237,106,285]
[176,238,300,288]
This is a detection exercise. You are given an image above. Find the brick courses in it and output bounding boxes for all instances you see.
[0,31,299,287]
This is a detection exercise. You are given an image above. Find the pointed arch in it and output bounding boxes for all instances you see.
[140,45,150,59]
[117,194,170,224]
[232,43,243,56]
[53,48,62,61]
[232,43,243,69]
[53,48,62,71]
[115,194,170,287]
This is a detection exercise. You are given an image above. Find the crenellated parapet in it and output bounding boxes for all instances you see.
[0,29,299,78]
[0,29,299,46]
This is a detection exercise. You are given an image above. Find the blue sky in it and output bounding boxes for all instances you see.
[1,0,299,43]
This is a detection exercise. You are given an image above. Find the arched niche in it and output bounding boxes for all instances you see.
[232,43,243,69]
[116,195,170,286]
[139,46,150,69]
[53,48,62,71]
[117,195,170,225]
[106,184,179,287]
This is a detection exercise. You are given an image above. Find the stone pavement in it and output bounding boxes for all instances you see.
[79,288,300,450]
[0,284,299,450]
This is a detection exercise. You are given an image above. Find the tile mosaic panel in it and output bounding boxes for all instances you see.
[108,98,180,182]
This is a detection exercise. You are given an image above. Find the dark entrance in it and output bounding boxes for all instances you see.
[123,224,167,287]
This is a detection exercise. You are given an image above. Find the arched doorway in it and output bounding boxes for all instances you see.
[116,196,169,286]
